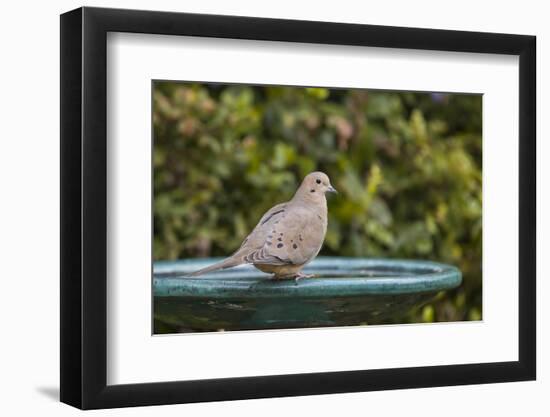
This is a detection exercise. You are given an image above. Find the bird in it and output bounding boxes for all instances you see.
[188,171,337,280]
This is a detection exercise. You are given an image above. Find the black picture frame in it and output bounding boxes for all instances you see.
[60,6,536,410]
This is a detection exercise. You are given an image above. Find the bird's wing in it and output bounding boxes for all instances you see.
[188,203,290,275]
[238,202,287,250]
[242,204,325,266]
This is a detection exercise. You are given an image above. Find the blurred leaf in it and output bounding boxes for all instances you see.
[422,305,435,323]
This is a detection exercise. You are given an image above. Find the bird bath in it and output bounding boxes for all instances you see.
[153,257,462,333]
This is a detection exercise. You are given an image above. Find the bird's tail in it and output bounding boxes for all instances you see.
[187,256,244,277]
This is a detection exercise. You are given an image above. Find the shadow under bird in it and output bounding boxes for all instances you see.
[188,172,337,280]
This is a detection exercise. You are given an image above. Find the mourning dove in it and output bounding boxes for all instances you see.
[189,172,337,279]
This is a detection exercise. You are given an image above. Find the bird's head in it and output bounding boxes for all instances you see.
[294,171,337,203]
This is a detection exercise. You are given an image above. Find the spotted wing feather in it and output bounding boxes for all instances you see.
[241,203,325,267]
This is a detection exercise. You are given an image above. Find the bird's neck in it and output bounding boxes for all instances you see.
[291,188,327,211]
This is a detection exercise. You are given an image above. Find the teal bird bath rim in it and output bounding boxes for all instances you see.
[153,257,462,333]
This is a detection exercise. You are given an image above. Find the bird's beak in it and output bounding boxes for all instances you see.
[327,185,338,194]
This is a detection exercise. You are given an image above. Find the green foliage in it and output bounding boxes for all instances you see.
[153,82,482,324]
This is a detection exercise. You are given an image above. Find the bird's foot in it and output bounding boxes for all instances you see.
[293,272,314,284]
[269,272,313,282]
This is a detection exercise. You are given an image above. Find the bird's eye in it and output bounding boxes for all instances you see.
[316,179,321,184]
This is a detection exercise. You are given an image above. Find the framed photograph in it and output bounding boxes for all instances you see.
[60,6,536,409]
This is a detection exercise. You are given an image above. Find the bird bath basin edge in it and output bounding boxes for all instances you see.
[153,257,462,333]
